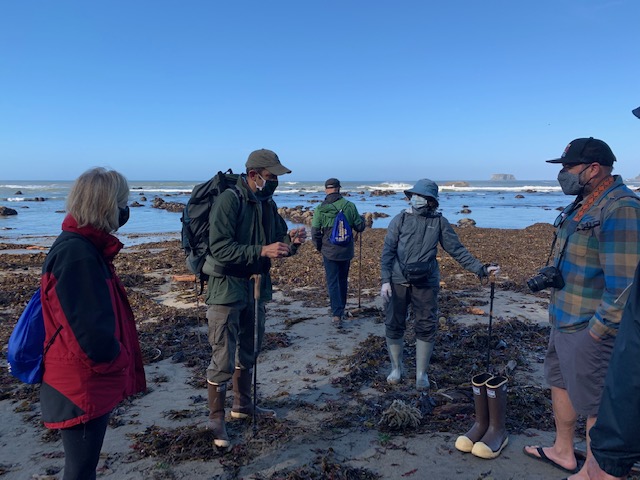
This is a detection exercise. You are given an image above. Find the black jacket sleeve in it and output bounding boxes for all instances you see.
[590,261,640,477]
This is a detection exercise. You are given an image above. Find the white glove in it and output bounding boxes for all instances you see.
[485,265,501,276]
[380,283,392,299]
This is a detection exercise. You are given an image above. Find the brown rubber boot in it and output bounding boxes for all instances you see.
[207,381,230,448]
[454,372,492,452]
[471,375,509,459]
[230,368,276,419]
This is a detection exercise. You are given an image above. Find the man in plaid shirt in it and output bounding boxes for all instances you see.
[524,137,640,478]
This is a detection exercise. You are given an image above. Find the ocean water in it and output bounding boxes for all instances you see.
[2,179,638,246]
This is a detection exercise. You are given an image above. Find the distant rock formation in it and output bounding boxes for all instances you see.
[152,197,184,213]
[491,174,516,181]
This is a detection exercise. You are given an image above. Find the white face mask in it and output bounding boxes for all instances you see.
[255,173,266,191]
[411,195,429,208]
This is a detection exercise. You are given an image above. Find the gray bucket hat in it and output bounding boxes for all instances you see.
[404,178,439,202]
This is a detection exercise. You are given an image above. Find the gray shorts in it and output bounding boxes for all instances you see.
[544,326,615,416]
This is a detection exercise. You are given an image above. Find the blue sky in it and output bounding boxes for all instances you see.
[1,1,639,182]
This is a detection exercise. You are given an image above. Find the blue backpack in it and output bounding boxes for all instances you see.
[7,289,61,384]
[329,207,353,246]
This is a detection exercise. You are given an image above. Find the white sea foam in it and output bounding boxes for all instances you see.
[373,182,413,190]
[439,184,561,193]
[131,188,193,194]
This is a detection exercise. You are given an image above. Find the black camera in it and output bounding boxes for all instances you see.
[527,266,565,292]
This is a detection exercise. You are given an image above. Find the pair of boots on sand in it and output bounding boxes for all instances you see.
[455,372,509,459]
[207,368,276,448]
[386,337,434,390]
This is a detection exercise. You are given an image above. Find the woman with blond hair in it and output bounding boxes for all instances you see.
[40,167,146,479]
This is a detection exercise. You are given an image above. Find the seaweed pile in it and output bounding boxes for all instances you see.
[0,225,564,475]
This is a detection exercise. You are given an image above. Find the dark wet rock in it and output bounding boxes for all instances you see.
[152,197,184,213]
[457,218,476,227]
[278,206,314,225]
[370,190,395,196]
[0,206,18,216]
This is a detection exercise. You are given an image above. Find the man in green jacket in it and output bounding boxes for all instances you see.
[204,149,306,448]
[311,178,365,329]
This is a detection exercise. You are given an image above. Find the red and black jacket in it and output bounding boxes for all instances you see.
[40,215,146,429]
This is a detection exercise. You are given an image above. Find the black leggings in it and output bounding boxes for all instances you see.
[60,412,110,480]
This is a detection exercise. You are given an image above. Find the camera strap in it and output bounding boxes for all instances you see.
[549,175,616,267]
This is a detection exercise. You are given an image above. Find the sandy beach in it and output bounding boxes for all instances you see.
[1,224,623,480]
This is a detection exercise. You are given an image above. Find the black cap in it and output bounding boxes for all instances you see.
[325,178,341,189]
[633,106,640,119]
[546,137,616,166]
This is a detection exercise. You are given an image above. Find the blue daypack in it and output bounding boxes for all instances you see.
[329,208,353,246]
[7,288,61,384]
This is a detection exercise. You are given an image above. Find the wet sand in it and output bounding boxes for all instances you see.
[2,224,611,480]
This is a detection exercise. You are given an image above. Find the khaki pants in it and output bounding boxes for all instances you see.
[206,298,266,385]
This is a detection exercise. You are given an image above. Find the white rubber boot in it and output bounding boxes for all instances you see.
[385,337,404,384]
[415,339,434,391]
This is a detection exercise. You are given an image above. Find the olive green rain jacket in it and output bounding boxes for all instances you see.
[311,194,365,261]
[204,175,295,305]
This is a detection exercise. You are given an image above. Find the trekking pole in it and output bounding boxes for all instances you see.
[251,273,262,436]
[358,231,362,308]
[194,278,202,346]
[486,273,495,373]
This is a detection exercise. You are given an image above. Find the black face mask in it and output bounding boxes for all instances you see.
[118,206,130,227]
[256,180,278,200]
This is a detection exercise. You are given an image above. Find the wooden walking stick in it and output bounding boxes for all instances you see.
[251,273,261,436]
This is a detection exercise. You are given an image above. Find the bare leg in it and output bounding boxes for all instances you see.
[570,416,616,480]
[524,386,578,472]
[587,455,627,480]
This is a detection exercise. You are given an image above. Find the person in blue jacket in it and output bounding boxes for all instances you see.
[380,178,497,390]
